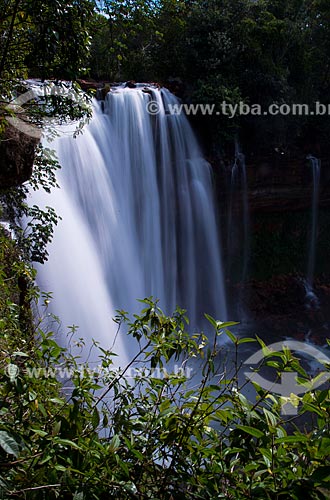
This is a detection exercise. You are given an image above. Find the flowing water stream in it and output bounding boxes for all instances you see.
[227,141,250,284]
[303,155,321,311]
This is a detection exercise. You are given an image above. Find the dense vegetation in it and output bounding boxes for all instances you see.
[0,0,330,498]
[0,281,330,499]
[88,0,330,153]
[2,0,330,151]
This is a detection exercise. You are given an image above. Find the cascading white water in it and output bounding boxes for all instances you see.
[32,84,227,359]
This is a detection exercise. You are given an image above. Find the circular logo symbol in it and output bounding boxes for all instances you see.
[243,340,330,414]
[5,83,90,139]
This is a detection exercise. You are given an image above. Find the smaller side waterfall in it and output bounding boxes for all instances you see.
[306,155,321,288]
[227,141,250,285]
[303,155,321,311]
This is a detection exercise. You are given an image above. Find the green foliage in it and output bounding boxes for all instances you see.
[0,0,96,81]
[248,209,330,281]
[0,295,329,499]
[0,144,62,263]
[89,0,330,151]
[0,0,94,262]
[0,0,95,161]
[2,0,330,151]
[90,0,164,81]
[0,226,36,336]
[25,0,95,80]
[192,75,242,142]
[0,86,92,265]
[1,1,330,497]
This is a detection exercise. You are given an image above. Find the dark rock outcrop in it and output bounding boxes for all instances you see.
[77,79,102,92]
[125,81,137,89]
[229,275,330,344]
[0,123,39,188]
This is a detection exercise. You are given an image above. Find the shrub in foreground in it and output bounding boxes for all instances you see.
[0,296,329,499]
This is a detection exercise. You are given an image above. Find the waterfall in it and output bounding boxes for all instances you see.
[306,156,321,288]
[227,141,250,285]
[32,84,227,358]
[302,155,321,310]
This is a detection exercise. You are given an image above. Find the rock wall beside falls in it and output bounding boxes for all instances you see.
[216,152,330,341]
[214,154,330,213]
[214,154,330,276]
[245,156,330,213]
[0,123,39,188]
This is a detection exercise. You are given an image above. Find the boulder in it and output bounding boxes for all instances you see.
[0,123,39,188]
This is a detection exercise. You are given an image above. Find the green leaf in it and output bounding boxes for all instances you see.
[52,421,61,436]
[103,413,109,427]
[12,351,29,357]
[53,438,82,450]
[319,438,330,456]
[302,403,326,417]
[259,447,272,468]
[55,464,67,472]
[49,398,65,405]
[38,403,47,418]
[244,462,258,473]
[223,329,237,343]
[39,454,53,465]
[236,426,264,439]
[311,466,330,482]
[237,337,256,345]
[73,493,84,500]
[0,431,20,458]
[31,429,48,437]
[217,321,240,328]
[92,408,100,429]
[109,435,120,452]
[204,313,217,328]
[275,435,308,444]
[223,447,244,456]
[263,408,278,427]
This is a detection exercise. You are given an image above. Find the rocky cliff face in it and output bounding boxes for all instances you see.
[228,275,330,343]
[217,153,330,342]
[246,156,330,212]
[216,154,330,274]
[0,124,39,188]
[215,155,330,212]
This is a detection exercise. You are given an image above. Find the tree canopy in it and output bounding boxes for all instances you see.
[86,0,330,153]
[1,0,330,153]
[0,0,96,82]
[0,2,330,498]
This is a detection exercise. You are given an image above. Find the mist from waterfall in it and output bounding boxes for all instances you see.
[32,85,227,358]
